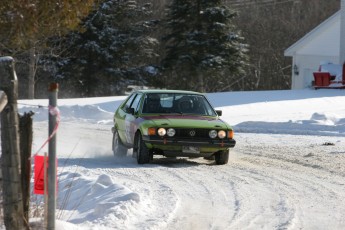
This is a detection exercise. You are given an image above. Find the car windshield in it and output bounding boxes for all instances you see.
[141,93,217,116]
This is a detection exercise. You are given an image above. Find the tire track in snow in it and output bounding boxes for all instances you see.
[63,148,345,230]
[225,151,345,230]
[148,163,237,230]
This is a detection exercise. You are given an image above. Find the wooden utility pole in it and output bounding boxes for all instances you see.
[0,56,25,229]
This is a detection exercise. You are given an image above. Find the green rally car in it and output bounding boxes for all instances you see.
[112,90,236,165]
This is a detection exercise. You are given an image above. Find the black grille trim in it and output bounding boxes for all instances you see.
[174,128,225,139]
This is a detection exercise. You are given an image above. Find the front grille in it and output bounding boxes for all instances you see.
[175,129,210,139]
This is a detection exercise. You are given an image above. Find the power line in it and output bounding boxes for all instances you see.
[228,0,300,9]
[231,0,297,8]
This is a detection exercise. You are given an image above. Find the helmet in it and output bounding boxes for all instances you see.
[179,97,193,113]
[145,94,161,113]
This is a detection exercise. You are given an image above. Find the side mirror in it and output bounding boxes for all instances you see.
[216,110,222,116]
[126,107,135,115]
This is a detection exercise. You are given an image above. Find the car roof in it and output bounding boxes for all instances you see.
[136,89,204,95]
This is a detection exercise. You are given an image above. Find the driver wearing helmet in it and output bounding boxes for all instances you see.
[145,94,161,113]
[179,97,194,113]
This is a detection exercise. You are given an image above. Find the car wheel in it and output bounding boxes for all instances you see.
[136,133,151,164]
[112,129,128,157]
[215,150,229,165]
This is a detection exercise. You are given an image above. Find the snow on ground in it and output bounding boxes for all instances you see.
[2,89,345,229]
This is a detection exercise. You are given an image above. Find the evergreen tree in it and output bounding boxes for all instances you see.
[161,0,248,92]
[60,0,159,97]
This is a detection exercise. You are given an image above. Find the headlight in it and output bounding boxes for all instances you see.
[209,130,217,138]
[218,130,226,139]
[167,128,176,137]
[157,128,166,136]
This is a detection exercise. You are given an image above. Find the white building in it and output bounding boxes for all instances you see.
[284,0,345,89]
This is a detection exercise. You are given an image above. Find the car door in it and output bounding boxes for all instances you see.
[116,93,136,143]
[124,93,143,146]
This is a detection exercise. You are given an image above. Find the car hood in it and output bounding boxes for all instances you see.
[142,115,231,129]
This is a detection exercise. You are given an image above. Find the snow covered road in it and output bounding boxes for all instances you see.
[11,89,345,229]
[36,122,345,230]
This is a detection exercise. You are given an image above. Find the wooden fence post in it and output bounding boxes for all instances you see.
[0,91,7,112]
[19,112,34,226]
[0,56,25,229]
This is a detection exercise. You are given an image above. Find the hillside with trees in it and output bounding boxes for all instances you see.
[0,0,340,98]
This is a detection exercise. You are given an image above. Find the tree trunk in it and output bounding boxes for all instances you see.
[197,71,205,92]
[28,47,36,99]
[0,56,25,230]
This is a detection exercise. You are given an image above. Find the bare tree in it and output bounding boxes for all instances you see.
[0,0,100,99]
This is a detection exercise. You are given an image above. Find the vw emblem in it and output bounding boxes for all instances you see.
[189,130,196,137]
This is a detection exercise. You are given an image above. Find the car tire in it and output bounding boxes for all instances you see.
[136,133,151,164]
[215,150,229,165]
[112,129,128,157]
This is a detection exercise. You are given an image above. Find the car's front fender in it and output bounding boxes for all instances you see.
[135,118,157,136]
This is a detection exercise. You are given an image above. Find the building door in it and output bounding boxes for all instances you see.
[303,68,314,88]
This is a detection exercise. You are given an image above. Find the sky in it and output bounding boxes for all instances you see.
[1,88,345,229]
